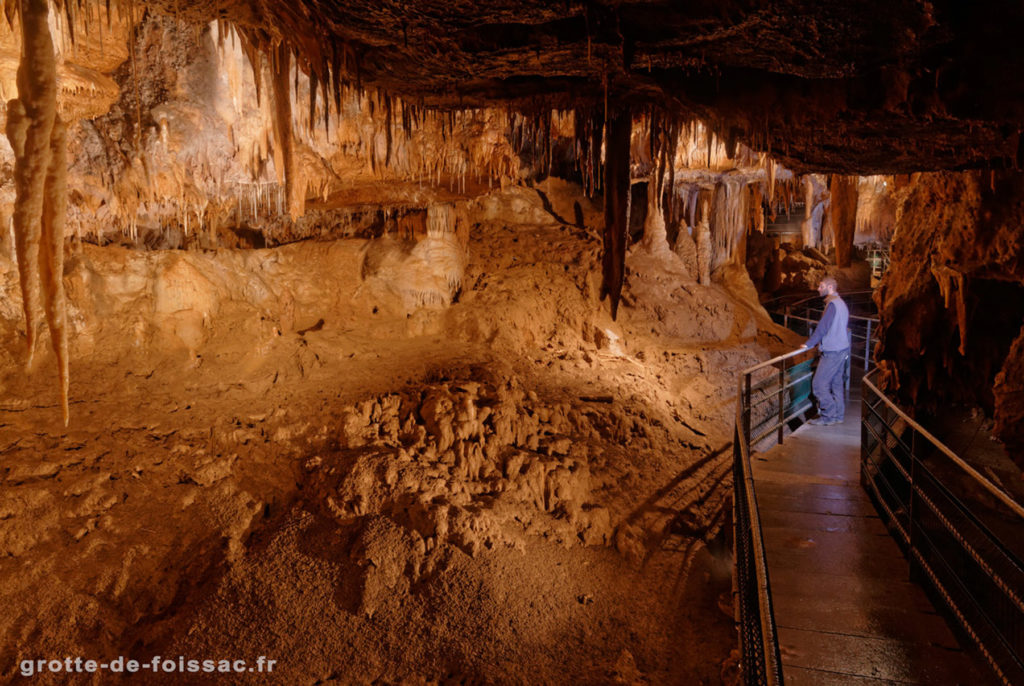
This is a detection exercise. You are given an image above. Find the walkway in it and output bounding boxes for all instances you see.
[750,377,993,684]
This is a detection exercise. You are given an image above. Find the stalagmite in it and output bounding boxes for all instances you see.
[639,172,668,253]
[639,111,673,254]
[41,117,70,425]
[600,107,631,320]
[696,199,712,285]
[6,0,71,424]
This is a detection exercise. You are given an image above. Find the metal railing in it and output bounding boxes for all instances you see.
[734,347,815,685]
[861,369,1024,685]
[767,291,879,372]
[866,245,891,288]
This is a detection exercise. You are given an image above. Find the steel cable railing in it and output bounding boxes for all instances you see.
[768,290,878,373]
[861,369,1024,685]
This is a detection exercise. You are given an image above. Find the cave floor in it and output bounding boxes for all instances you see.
[0,337,741,684]
[0,181,798,683]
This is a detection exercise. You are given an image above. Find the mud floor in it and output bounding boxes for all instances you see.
[0,183,790,684]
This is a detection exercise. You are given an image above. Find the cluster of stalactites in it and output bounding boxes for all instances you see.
[506,108,606,197]
[854,175,897,243]
[227,22,524,203]
[2,0,132,49]
[76,18,527,247]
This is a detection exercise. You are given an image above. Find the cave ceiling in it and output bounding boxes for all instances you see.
[135,0,1024,175]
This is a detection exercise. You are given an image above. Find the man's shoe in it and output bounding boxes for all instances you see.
[808,417,837,426]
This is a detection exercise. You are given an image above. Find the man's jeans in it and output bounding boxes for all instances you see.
[812,349,849,422]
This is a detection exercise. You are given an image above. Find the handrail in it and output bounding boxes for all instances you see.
[734,395,784,685]
[860,368,1024,684]
[741,346,812,377]
[862,369,1024,520]
[783,289,878,313]
[775,303,877,373]
[780,310,878,325]
[733,346,815,685]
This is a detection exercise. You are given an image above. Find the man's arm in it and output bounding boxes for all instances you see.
[802,302,835,349]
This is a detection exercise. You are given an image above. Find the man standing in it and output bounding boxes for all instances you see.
[799,276,850,426]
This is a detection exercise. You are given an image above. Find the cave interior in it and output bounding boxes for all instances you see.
[1,1,1023,683]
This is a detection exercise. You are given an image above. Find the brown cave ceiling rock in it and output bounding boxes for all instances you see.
[138,0,1024,174]
[875,170,1024,462]
[994,328,1024,457]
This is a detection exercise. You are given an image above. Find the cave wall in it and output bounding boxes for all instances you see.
[876,170,1024,458]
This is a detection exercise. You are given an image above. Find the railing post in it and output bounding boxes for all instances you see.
[864,319,872,371]
[744,374,752,440]
[860,380,868,489]
[908,427,920,583]
[783,305,789,330]
[778,361,786,445]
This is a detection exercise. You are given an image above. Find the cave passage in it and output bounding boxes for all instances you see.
[0,3,1023,685]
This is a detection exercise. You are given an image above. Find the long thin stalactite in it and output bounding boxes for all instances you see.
[6,0,70,424]
[601,105,631,320]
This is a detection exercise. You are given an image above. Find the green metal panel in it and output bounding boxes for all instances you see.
[786,359,813,415]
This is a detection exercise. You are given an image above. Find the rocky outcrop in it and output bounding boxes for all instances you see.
[875,170,1024,462]
[994,328,1024,456]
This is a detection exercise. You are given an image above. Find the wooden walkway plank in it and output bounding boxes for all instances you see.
[750,379,994,685]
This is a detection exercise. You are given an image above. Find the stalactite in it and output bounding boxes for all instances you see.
[752,184,764,234]
[127,0,142,149]
[6,0,69,423]
[687,186,699,230]
[601,106,631,320]
[270,43,303,219]
[803,176,813,220]
[829,174,858,267]
[801,175,815,246]
[308,66,318,136]
[932,266,969,355]
[384,94,393,167]
[664,119,679,226]
[711,178,748,270]
[589,108,603,197]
